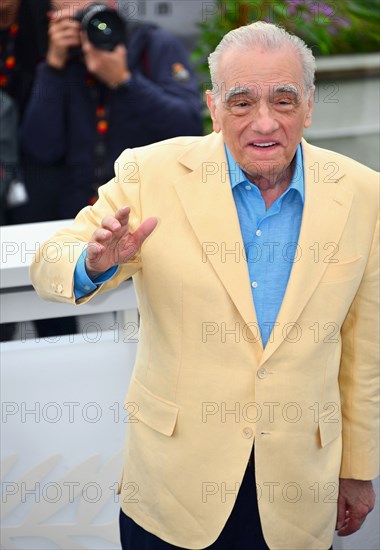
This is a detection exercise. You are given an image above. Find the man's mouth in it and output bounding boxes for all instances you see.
[250,141,278,149]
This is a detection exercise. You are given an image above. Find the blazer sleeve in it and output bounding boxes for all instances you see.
[29,148,144,304]
[339,213,379,480]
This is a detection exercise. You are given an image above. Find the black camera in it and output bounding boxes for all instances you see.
[75,3,126,51]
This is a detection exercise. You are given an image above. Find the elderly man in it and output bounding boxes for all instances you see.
[31,21,378,550]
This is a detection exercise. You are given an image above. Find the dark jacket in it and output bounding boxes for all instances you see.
[0,0,50,224]
[0,91,19,224]
[1,0,50,117]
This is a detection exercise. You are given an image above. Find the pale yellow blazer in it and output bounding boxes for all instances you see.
[31,133,379,550]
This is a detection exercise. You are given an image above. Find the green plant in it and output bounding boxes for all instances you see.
[193,0,379,63]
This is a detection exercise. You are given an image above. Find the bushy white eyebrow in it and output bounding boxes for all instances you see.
[272,84,300,100]
[224,83,301,103]
[224,86,252,103]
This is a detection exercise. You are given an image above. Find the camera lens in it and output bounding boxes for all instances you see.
[78,3,125,51]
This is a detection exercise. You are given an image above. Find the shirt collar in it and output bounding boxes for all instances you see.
[225,143,304,203]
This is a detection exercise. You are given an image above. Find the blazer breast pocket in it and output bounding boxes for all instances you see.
[125,377,180,437]
[320,256,364,284]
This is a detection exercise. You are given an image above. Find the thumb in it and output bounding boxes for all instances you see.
[116,44,127,55]
[116,44,128,64]
[131,217,158,249]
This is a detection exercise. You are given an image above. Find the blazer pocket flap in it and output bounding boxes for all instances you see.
[125,377,179,436]
[318,417,342,448]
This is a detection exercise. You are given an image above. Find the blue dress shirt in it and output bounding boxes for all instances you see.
[226,144,304,346]
[74,250,118,299]
[74,144,304,348]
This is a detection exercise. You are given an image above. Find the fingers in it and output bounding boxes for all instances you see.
[48,8,73,20]
[88,206,131,248]
[50,30,81,50]
[116,205,131,225]
[336,492,346,531]
[50,19,80,44]
[90,227,113,244]
[130,217,158,249]
[80,32,91,53]
[47,9,80,68]
[81,39,129,86]
[337,479,375,537]
[48,9,80,31]
[113,216,157,265]
[337,509,367,536]
[95,210,156,250]
[101,206,131,232]
[86,208,157,277]
[336,493,373,536]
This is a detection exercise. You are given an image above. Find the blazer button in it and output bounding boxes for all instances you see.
[257,368,267,379]
[242,427,253,439]
[56,284,63,294]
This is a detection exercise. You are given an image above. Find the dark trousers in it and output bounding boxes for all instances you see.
[119,458,335,550]
[120,457,269,549]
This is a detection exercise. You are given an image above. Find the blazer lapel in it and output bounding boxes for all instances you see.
[174,133,262,351]
[260,139,354,365]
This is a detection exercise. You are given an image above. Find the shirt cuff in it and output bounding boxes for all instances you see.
[74,249,118,300]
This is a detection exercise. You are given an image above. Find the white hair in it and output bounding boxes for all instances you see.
[208,21,316,98]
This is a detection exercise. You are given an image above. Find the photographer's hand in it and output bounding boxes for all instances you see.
[81,35,131,88]
[47,8,81,70]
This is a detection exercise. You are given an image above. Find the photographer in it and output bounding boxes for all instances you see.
[16,0,203,222]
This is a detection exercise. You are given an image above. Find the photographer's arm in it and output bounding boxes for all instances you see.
[110,30,203,139]
[20,9,81,163]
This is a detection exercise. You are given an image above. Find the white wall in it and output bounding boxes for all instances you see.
[1,332,137,549]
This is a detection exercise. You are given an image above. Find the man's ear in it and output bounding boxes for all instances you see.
[304,86,314,129]
[206,90,221,133]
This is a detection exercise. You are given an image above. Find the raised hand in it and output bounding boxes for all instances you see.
[85,206,158,280]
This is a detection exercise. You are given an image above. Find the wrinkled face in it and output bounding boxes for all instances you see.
[207,46,313,185]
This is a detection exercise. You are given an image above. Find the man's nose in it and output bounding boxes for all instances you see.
[250,103,280,134]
